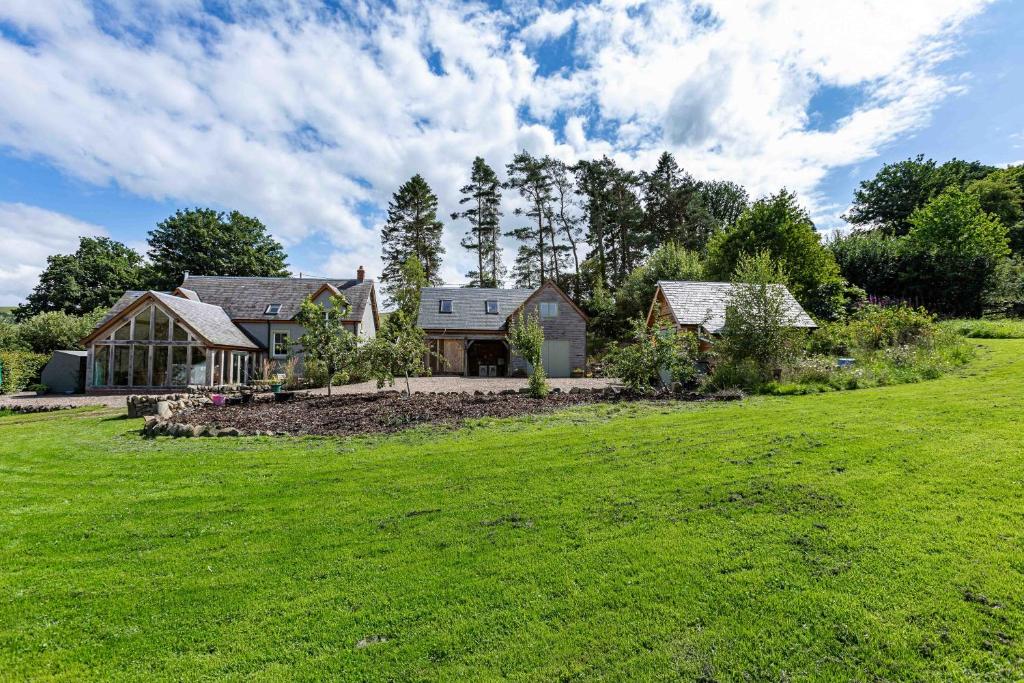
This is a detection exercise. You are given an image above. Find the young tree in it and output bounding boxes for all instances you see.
[452,157,504,287]
[716,252,803,385]
[380,174,445,304]
[505,151,555,285]
[363,327,431,398]
[294,294,359,397]
[146,209,289,290]
[508,311,547,398]
[706,189,843,317]
[615,243,704,326]
[16,237,144,320]
[384,256,428,334]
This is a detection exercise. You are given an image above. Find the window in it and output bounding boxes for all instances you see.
[171,347,189,385]
[132,345,150,386]
[172,321,189,342]
[272,330,290,358]
[265,304,282,315]
[540,302,559,318]
[112,346,130,385]
[439,299,453,314]
[113,322,130,340]
[152,346,169,386]
[93,346,109,387]
[190,347,208,384]
[154,309,170,340]
[133,307,152,341]
[485,300,499,314]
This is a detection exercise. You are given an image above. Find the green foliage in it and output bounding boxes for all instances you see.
[615,243,704,326]
[14,310,105,354]
[146,208,289,291]
[828,230,911,301]
[383,257,428,336]
[640,151,715,253]
[940,317,1024,339]
[15,237,144,319]
[0,319,26,351]
[697,179,749,233]
[0,350,49,393]
[380,174,445,304]
[508,311,547,397]
[706,189,843,318]
[367,259,433,397]
[712,252,804,387]
[809,305,935,356]
[844,155,995,235]
[294,294,360,397]
[605,319,700,392]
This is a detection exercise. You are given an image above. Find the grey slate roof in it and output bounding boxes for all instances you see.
[180,275,373,322]
[151,292,257,348]
[657,280,817,333]
[417,287,534,331]
[89,291,257,348]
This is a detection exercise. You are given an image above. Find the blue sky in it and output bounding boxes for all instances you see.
[1,0,1022,305]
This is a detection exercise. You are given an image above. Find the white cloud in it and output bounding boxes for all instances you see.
[0,0,996,294]
[0,202,109,306]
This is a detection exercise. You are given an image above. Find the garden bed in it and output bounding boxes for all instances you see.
[167,388,734,437]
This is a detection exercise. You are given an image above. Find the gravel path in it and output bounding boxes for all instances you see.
[0,392,129,409]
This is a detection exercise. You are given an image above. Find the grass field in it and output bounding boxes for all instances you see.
[941,318,1024,339]
[2,341,1023,680]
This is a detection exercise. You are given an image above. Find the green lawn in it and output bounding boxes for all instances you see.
[2,342,1023,680]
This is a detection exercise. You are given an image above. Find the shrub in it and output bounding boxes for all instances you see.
[810,304,934,355]
[605,319,700,392]
[16,310,104,354]
[0,350,50,394]
[508,312,547,398]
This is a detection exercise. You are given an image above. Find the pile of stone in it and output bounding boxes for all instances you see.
[126,393,212,418]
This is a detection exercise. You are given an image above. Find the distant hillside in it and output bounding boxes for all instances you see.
[0,307,16,322]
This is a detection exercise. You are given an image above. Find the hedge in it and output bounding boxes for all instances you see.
[0,350,50,394]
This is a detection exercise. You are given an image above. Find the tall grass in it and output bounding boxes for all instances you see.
[940,318,1024,339]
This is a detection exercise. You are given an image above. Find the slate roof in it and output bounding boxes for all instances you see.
[417,287,534,331]
[180,275,374,322]
[656,280,817,333]
[95,290,146,328]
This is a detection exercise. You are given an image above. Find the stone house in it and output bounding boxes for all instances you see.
[80,270,379,391]
[417,281,588,378]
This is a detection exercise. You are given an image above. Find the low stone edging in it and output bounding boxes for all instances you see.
[1,403,80,415]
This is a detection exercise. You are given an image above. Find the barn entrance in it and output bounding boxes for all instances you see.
[467,339,508,377]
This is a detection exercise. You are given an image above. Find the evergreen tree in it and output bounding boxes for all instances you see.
[606,165,645,287]
[380,174,445,304]
[452,157,505,287]
[505,151,554,284]
[145,209,289,291]
[544,157,584,299]
[574,157,617,289]
[641,151,715,253]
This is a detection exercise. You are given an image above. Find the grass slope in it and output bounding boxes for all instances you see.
[942,318,1024,339]
[1,341,1023,680]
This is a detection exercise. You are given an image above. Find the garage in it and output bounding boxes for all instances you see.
[541,339,570,378]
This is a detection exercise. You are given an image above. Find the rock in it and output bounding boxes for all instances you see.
[474,390,484,396]
[550,387,561,394]
[518,388,531,395]
[568,387,583,395]
[217,427,240,437]
[156,401,173,420]
[142,416,158,433]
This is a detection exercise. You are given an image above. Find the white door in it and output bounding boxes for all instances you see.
[542,340,571,378]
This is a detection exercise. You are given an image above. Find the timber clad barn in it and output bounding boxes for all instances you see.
[417,281,588,378]
[80,270,379,391]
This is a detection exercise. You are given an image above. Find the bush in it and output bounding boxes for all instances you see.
[605,319,700,392]
[810,304,934,355]
[0,350,50,394]
[16,310,105,354]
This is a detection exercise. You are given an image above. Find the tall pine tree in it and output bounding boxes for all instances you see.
[544,156,584,300]
[452,157,505,288]
[380,174,445,304]
[574,156,617,289]
[505,151,555,286]
[641,151,715,253]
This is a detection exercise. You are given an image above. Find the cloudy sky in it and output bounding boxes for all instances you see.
[1,0,1022,305]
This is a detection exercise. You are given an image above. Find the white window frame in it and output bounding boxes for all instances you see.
[485,300,499,314]
[540,302,559,318]
[265,304,282,315]
[439,299,453,314]
[271,329,290,358]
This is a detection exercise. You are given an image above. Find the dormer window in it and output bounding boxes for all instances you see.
[439,299,453,314]
[485,300,499,314]
[265,304,282,315]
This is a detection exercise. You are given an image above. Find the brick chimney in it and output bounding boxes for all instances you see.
[356,265,365,282]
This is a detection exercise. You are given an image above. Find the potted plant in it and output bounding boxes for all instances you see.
[28,383,48,396]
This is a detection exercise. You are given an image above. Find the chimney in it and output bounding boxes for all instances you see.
[357,265,365,283]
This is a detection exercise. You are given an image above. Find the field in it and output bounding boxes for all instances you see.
[1,340,1023,680]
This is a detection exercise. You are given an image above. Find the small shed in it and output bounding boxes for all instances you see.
[41,350,88,394]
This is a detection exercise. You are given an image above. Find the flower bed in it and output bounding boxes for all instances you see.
[155,387,741,438]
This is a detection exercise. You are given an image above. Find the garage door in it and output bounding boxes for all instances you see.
[542,340,570,378]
